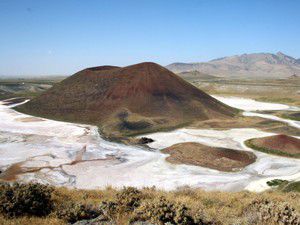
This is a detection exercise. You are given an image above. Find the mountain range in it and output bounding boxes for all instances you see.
[167,52,300,78]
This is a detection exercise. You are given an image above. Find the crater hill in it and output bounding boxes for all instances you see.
[17,62,238,138]
[245,134,300,158]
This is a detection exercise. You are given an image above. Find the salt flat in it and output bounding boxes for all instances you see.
[0,97,299,192]
[213,95,299,111]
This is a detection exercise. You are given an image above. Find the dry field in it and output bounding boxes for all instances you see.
[191,77,300,107]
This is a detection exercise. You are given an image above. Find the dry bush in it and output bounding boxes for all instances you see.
[0,182,299,225]
[0,183,54,218]
[99,200,118,220]
[131,196,210,225]
[94,187,144,222]
[244,198,300,225]
[0,214,64,225]
[116,187,143,211]
[55,201,101,223]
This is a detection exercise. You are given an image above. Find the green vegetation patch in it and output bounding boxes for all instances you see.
[267,179,288,187]
[266,180,300,193]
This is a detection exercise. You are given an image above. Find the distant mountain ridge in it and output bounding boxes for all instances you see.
[167,52,300,78]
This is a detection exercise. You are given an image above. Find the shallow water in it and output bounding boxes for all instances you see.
[0,97,299,192]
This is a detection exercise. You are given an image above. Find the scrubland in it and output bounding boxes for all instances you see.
[0,182,299,225]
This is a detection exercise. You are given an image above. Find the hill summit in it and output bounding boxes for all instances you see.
[18,62,237,138]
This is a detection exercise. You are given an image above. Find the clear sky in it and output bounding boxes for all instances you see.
[0,0,299,76]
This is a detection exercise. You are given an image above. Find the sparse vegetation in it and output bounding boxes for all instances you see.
[0,78,62,100]
[257,97,296,104]
[281,112,300,121]
[191,77,300,107]
[282,181,300,193]
[0,182,299,225]
[115,187,143,211]
[55,202,101,223]
[267,180,300,193]
[0,183,54,217]
[131,196,203,225]
[245,198,300,224]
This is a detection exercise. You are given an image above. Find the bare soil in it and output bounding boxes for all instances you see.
[246,134,300,158]
[161,142,256,172]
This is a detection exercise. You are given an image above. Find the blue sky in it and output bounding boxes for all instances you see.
[0,0,299,76]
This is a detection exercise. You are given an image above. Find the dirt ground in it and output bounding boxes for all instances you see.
[246,134,300,158]
[161,142,256,172]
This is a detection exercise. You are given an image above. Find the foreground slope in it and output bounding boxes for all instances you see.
[17,62,237,138]
[167,52,300,78]
[0,182,299,225]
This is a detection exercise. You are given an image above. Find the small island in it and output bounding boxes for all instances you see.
[245,134,300,158]
[161,142,256,172]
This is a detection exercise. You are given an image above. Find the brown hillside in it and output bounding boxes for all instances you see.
[251,135,300,154]
[17,62,238,137]
[246,134,300,158]
[162,142,256,172]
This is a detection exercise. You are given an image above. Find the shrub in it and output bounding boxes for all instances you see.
[138,137,154,144]
[56,202,101,223]
[244,198,300,225]
[116,187,143,211]
[119,120,152,131]
[0,182,54,217]
[99,200,118,220]
[193,212,216,225]
[266,179,288,187]
[132,196,196,225]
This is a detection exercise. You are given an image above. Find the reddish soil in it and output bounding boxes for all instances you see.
[250,134,300,155]
[161,142,256,172]
[18,62,238,137]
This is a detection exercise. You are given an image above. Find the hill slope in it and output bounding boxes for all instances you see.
[167,52,300,78]
[17,62,237,138]
[177,71,218,81]
[246,134,300,158]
